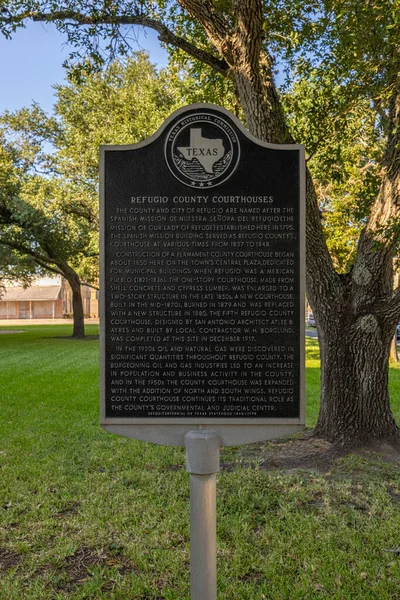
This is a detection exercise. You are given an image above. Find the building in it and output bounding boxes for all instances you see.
[0,276,98,320]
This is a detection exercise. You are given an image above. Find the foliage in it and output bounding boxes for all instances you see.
[274,0,400,270]
[1,50,237,286]
[0,127,97,285]
[158,0,400,272]
[52,51,237,191]
[0,133,42,287]
[53,52,185,185]
[282,76,385,271]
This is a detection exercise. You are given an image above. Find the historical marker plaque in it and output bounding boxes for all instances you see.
[100,104,305,446]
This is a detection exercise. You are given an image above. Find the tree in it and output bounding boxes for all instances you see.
[0,134,37,293]
[1,0,399,445]
[0,125,97,338]
[0,53,194,337]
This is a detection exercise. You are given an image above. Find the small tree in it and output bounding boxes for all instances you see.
[0,131,96,337]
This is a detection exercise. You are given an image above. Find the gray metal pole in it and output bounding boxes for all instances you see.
[185,430,220,600]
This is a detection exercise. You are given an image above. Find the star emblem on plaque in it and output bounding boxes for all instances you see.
[164,112,240,188]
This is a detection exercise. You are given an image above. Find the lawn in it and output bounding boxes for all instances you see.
[0,325,399,599]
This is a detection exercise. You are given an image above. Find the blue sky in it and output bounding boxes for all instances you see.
[0,22,167,114]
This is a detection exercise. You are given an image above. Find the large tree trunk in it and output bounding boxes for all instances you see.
[309,197,400,444]
[314,310,399,445]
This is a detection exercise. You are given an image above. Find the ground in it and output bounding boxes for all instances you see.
[223,432,400,473]
[1,325,400,599]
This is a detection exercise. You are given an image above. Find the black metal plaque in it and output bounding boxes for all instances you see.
[101,105,304,422]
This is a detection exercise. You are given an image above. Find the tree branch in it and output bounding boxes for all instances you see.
[351,77,400,311]
[177,0,233,62]
[0,238,62,275]
[63,203,99,226]
[0,10,229,75]
[28,258,64,277]
[82,281,99,291]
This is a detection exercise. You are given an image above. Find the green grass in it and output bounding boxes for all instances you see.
[0,326,399,599]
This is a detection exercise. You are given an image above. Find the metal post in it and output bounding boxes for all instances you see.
[185,430,220,600]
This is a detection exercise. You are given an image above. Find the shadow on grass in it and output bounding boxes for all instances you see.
[49,335,100,340]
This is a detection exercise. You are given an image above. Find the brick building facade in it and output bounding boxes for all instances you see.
[0,277,98,319]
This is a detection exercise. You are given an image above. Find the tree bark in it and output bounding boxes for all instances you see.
[390,271,399,362]
[314,310,399,445]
